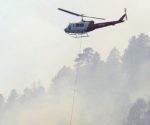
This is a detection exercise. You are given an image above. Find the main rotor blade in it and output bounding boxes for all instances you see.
[58,8,105,20]
[58,8,81,16]
[83,15,105,20]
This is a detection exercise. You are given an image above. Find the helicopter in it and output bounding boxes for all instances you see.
[58,8,127,38]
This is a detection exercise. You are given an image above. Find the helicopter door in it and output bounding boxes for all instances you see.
[76,23,85,32]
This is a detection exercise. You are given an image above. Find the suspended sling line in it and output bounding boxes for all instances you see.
[69,36,83,125]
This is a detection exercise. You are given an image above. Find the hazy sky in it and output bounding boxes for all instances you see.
[0,0,150,96]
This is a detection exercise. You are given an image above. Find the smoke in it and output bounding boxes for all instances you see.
[0,33,150,125]
[125,98,150,125]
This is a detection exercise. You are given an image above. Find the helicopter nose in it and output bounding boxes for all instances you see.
[64,28,68,33]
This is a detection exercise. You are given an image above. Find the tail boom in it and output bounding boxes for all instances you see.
[87,12,127,32]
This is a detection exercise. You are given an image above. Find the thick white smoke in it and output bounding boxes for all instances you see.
[0,33,150,125]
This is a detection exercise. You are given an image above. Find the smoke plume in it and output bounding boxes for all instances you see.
[0,33,150,125]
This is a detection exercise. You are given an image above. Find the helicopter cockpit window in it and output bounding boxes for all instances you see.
[76,23,84,27]
[76,24,80,27]
[80,24,84,27]
[68,25,71,30]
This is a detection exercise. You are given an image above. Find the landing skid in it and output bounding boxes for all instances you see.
[68,33,89,38]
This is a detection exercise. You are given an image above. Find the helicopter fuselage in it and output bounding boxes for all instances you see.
[64,18,125,34]
[64,21,92,34]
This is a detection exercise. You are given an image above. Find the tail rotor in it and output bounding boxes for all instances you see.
[124,8,128,20]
